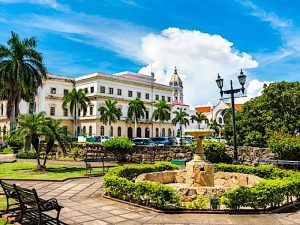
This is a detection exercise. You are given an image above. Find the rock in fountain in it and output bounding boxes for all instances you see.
[185,129,215,187]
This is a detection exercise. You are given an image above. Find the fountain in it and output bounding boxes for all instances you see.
[135,129,262,201]
[184,129,214,187]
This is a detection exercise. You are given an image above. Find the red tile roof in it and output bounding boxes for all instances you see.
[195,106,211,113]
[225,103,244,110]
[172,101,189,107]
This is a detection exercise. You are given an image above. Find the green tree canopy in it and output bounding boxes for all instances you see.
[224,81,300,147]
[152,100,171,136]
[191,112,208,129]
[0,32,47,130]
[127,98,146,137]
[62,88,90,136]
[99,99,122,137]
[172,108,189,127]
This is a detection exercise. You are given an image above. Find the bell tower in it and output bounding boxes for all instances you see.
[169,67,184,103]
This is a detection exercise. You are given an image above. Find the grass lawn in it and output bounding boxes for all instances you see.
[0,162,104,180]
[0,196,12,224]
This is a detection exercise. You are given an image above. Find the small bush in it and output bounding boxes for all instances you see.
[218,163,300,210]
[0,147,13,154]
[190,140,232,163]
[183,195,209,209]
[71,147,83,159]
[16,149,37,159]
[104,162,180,209]
[6,135,23,148]
[103,137,134,163]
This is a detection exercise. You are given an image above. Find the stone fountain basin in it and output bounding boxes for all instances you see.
[135,170,262,201]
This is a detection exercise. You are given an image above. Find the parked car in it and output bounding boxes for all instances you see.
[132,138,157,146]
[176,137,194,145]
[150,137,178,146]
[94,136,111,143]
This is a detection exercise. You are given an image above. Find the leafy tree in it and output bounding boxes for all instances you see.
[209,119,221,137]
[13,113,71,170]
[223,82,300,147]
[127,98,146,137]
[191,112,208,129]
[0,32,46,130]
[99,99,122,137]
[62,88,90,136]
[152,100,171,136]
[172,108,189,143]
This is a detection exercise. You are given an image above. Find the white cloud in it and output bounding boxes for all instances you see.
[138,28,258,106]
[241,79,272,102]
[0,0,70,12]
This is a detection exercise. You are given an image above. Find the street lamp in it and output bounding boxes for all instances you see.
[216,69,247,162]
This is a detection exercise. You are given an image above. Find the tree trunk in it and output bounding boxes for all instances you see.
[24,135,31,152]
[134,116,137,138]
[43,139,54,167]
[198,122,201,129]
[160,122,162,136]
[74,103,77,136]
[109,120,112,137]
[31,135,41,167]
[9,100,15,131]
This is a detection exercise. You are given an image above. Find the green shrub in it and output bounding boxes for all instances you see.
[218,163,300,210]
[0,147,13,154]
[190,140,232,163]
[16,149,37,159]
[183,195,209,209]
[104,162,180,209]
[71,147,83,159]
[268,132,300,160]
[6,134,23,148]
[103,137,134,163]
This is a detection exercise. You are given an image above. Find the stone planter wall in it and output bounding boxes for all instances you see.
[43,143,277,165]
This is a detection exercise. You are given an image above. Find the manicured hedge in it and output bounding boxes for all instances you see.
[104,162,180,209]
[217,163,300,210]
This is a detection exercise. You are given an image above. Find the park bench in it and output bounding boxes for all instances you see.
[258,158,300,170]
[84,150,117,175]
[0,180,63,224]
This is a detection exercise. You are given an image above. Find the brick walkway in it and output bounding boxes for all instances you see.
[2,178,300,225]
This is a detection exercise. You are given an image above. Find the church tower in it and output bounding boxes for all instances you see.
[169,67,184,103]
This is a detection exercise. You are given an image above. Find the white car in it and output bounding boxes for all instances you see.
[100,136,110,143]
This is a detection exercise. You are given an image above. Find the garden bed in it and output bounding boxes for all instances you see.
[103,162,300,211]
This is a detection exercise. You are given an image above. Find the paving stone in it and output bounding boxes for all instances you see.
[120,212,144,219]
[83,220,109,225]
[89,212,114,219]
[103,215,128,223]
[71,215,96,223]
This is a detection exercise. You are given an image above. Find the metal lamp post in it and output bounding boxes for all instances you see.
[216,69,247,162]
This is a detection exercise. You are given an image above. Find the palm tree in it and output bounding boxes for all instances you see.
[209,119,222,137]
[99,99,122,137]
[43,117,71,167]
[13,113,71,170]
[172,108,189,144]
[62,88,90,136]
[191,112,208,129]
[0,32,47,131]
[12,113,46,168]
[152,100,171,136]
[127,98,146,137]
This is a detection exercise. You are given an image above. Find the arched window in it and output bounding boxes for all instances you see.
[100,126,104,136]
[0,103,3,115]
[218,117,223,124]
[137,127,141,137]
[145,128,150,138]
[127,127,133,139]
[89,126,92,136]
[0,127,2,134]
[168,128,172,137]
[162,128,165,136]
[77,126,80,135]
[110,126,113,137]
[82,126,86,134]
[155,128,159,137]
[117,127,121,136]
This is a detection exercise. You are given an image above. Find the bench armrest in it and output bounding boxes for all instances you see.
[40,198,62,211]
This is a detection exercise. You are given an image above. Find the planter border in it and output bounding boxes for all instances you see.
[102,194,300,214]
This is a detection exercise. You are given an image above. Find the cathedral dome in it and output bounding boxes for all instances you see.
[169,67,183,87]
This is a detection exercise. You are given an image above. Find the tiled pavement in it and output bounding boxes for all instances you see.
[2,177,300,225]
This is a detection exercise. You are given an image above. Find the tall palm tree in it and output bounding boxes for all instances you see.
[99,99,122,137]
[127,98,146,137]
[0,32,47,131]
[191,112,208,129]
[62,88,90,136]
[209,119,222,137]
[172,108,189,144]
[152,100,171,136]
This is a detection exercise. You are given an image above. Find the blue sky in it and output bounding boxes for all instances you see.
[0,0,299,105]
